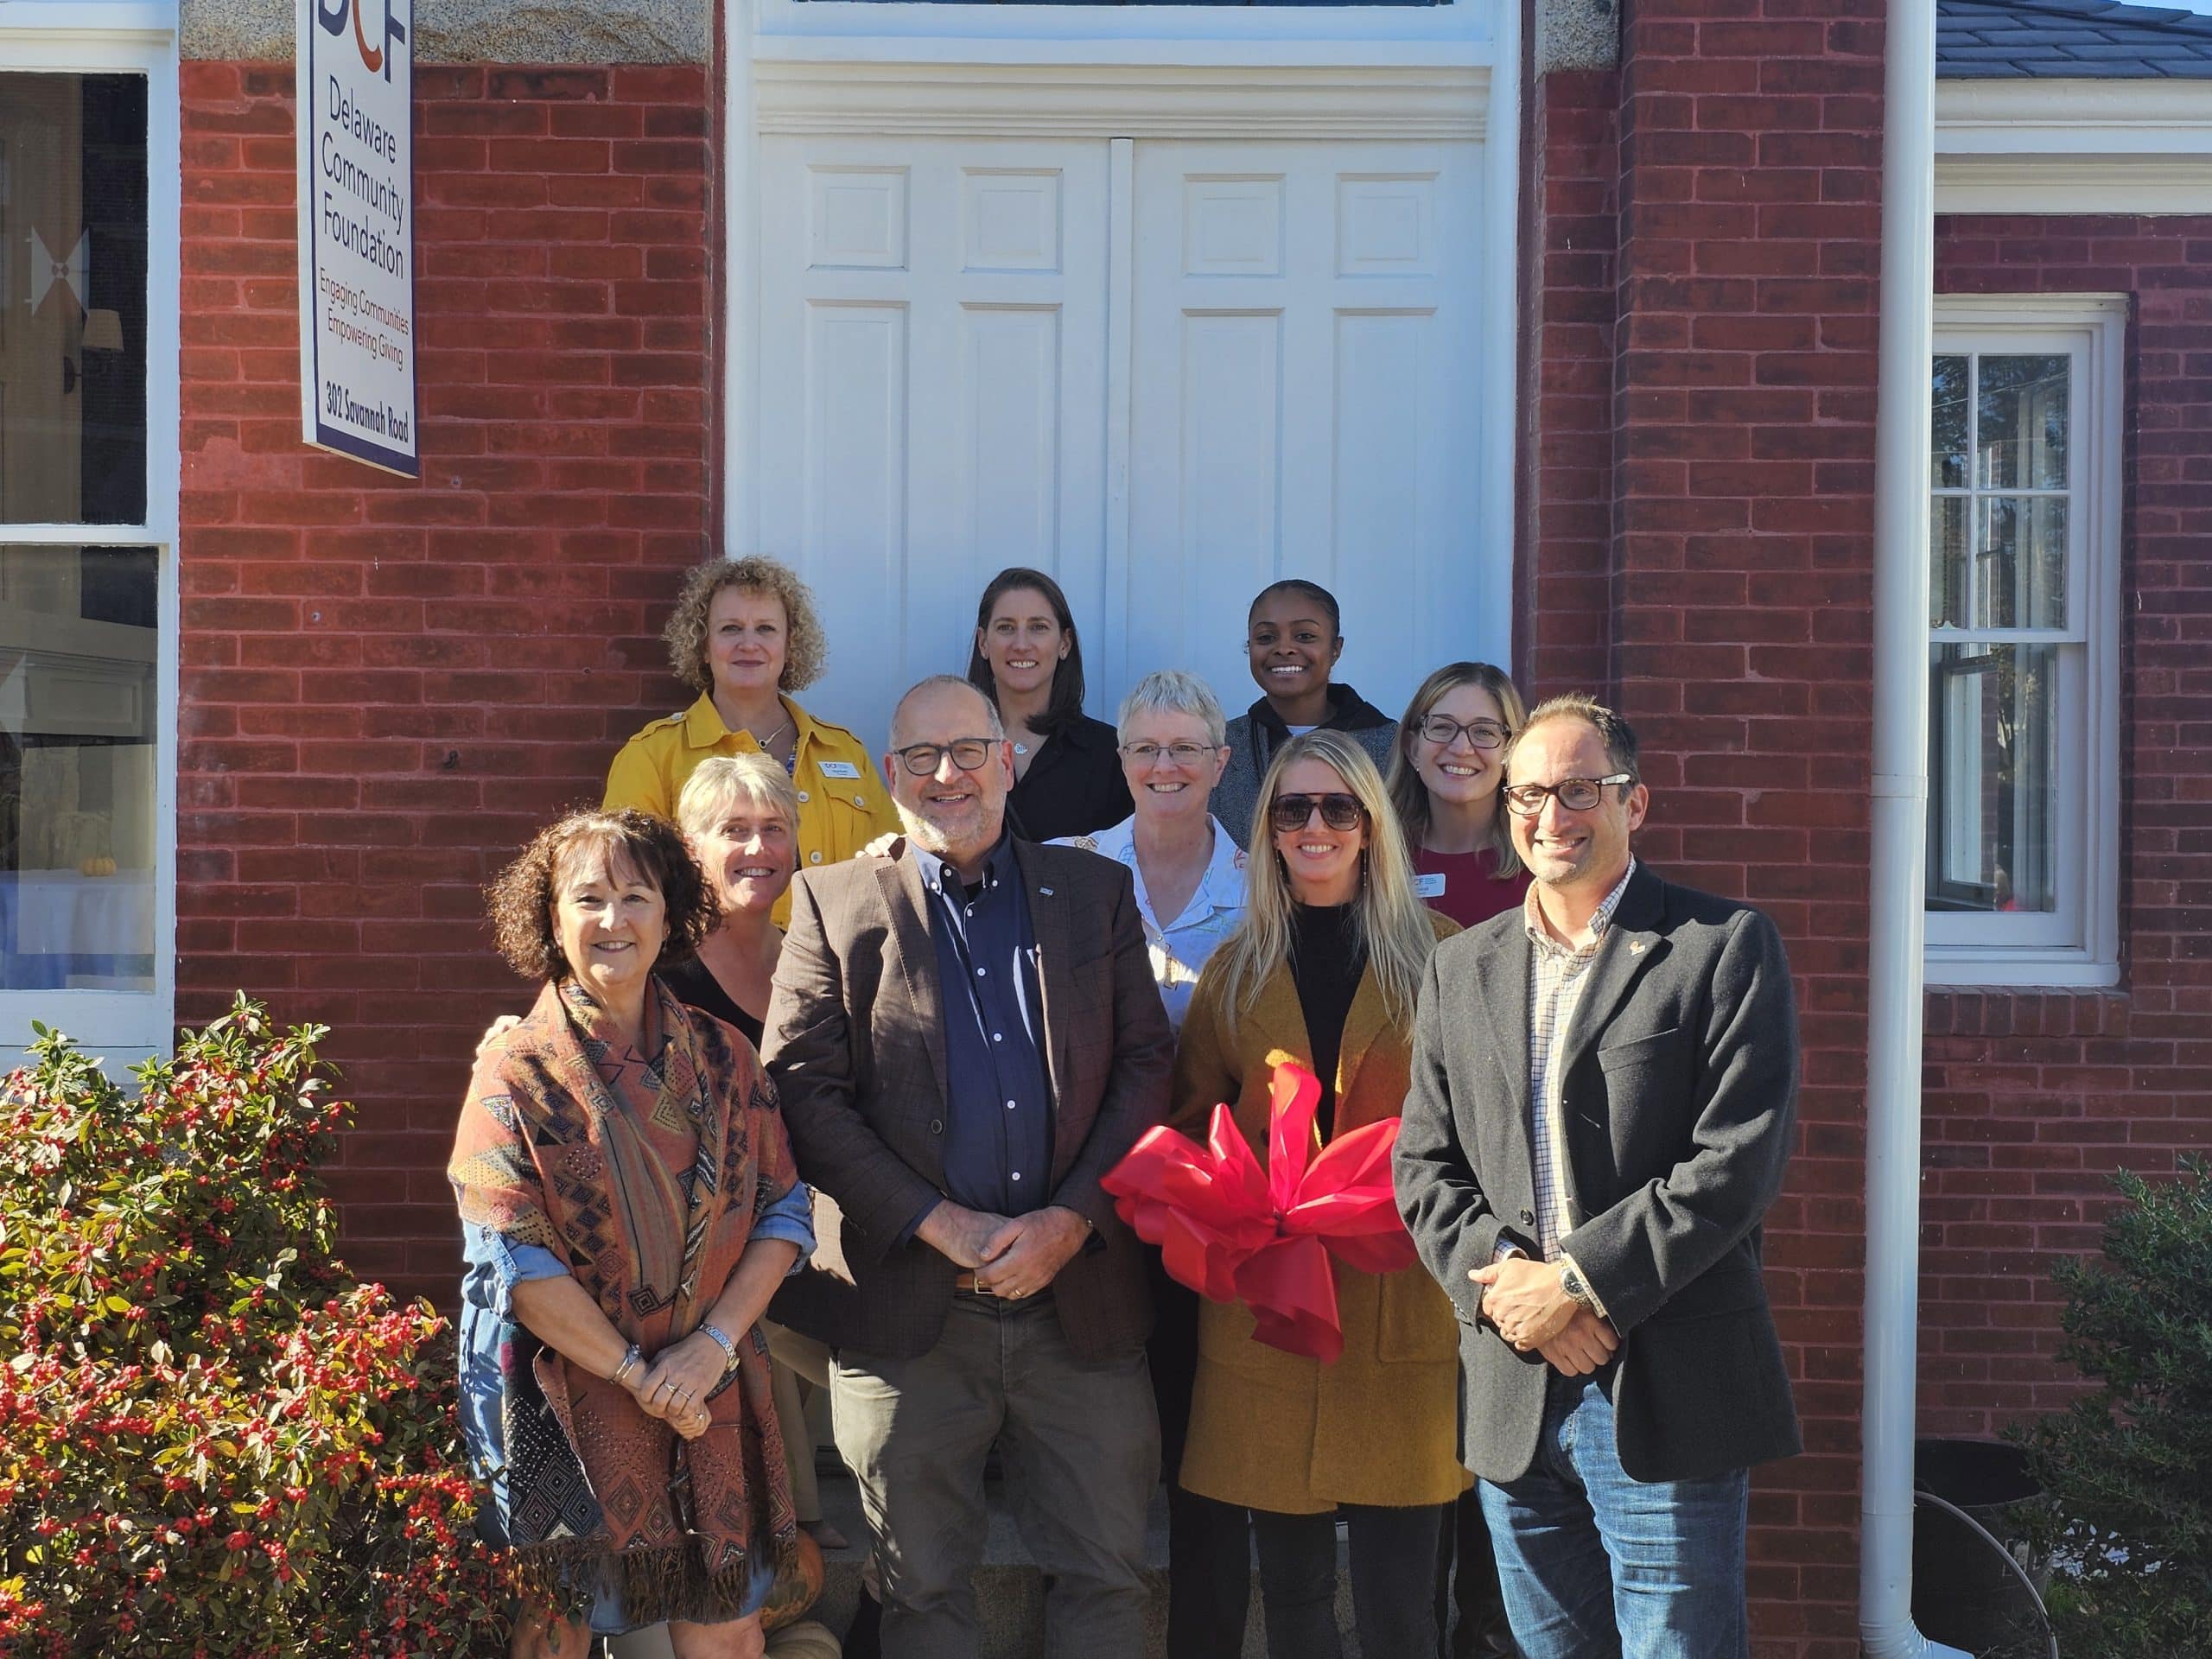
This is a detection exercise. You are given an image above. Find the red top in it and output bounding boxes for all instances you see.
[1413,844,1531,929]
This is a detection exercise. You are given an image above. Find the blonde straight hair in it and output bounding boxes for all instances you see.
[1213,729,1440,1026]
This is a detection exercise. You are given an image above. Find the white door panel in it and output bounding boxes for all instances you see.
[1121,140,1484,729]
[759,137,1109,748]
[754,133,1484,753]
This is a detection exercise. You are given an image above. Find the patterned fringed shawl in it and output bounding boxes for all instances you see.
[450,976,800,1625]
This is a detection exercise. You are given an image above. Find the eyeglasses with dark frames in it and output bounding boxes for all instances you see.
[1417,714,1510,752]
[1501,774,1634,816]
[1270,792,1367,834]
[893,738,1000,777]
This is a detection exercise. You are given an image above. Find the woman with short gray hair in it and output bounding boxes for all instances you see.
[1052,667,1249,1659]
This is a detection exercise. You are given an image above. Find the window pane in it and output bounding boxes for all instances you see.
[1970,496,2067,631]
[1926,641,2058,915]
[0,544,158,992]
[1929,495,1968,628]
[0,73,149,526]
[1932,353,1969,490]
[1976,354,2068,492]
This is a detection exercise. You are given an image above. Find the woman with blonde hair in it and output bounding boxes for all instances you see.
[606,556,899,923]
[1170,729,1464,1659]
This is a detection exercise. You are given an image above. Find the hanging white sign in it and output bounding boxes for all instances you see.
[296,0,417,477]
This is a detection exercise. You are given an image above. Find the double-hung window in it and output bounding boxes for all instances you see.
[0,4,179,1065]
[1925,296,2122,988]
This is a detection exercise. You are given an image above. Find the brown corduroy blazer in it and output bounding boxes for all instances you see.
[762,835,1173,1363]
[1169,908,1469,1516]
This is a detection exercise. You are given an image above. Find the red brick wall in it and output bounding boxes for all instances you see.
[1923,215,2212,1434]
[177,61,715,1301]
[1519,8,1888,1654]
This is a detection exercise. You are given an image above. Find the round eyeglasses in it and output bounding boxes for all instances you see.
[1418,715,1509,751]
[893,738,999,777]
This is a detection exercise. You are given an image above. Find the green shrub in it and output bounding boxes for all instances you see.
[0,996,512,1656]
[2018,1158,2212,1658]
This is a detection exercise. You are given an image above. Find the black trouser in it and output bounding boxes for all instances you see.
[1249,1501,1448,1659]
[1152,1258,1258,1659]
[1438,1485,1521,1657]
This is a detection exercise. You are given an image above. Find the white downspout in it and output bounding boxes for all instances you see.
[1861,0,1967,1652]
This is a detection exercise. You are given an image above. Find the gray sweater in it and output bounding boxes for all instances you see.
[1213,683,1399,849]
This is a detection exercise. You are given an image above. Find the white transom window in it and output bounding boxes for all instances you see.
[1924,296,2123,988]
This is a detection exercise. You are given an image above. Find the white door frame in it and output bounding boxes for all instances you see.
[721,0,1521,732]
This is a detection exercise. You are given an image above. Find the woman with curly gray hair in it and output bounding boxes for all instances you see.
[605,556,899,925]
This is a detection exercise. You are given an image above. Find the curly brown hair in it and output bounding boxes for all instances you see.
[661,556,827,696]
[486,808,715,982]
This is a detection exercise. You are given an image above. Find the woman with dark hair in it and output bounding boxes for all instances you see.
[1214,579,1397,850]
[964,564,1132,842]
[454,807,817,1659]
[1386,660,1532,931]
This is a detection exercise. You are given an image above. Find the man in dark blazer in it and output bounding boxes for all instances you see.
[1395,694,1800,1659]
[764,673,1173,1659]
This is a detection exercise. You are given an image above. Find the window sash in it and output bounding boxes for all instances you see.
[0,21,176,1058]
[1923,301,2123,987]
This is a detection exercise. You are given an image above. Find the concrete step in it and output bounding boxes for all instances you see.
[608,1466,1362,1659]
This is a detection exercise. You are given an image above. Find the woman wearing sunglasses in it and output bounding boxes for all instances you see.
[1167,730,1465,1659]
[1388,664,1529,1656]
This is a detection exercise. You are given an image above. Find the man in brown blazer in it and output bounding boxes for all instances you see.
[763,673,1173,1659]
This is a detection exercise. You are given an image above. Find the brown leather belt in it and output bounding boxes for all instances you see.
[953,1272,993,1294]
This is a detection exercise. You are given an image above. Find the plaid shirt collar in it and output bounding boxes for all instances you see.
[1524,857,1638,962]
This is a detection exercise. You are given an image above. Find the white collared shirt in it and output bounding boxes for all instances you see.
[1054,814,1247,1033]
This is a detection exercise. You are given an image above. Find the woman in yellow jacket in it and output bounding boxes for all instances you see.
[1170,728,1464,1659]
[605,556,899,925]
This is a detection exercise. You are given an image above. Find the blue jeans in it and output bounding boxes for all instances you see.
[1478,1376,1749,1659]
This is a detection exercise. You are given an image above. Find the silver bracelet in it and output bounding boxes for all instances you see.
[697,1322,741,1372]
[609,1342,644,1387]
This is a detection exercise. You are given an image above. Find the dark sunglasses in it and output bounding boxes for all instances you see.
[1270,792,1367,834]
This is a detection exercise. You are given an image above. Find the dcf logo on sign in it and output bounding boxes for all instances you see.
[315,0,407,80]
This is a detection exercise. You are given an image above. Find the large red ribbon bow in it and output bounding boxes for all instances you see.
[1101,1062,1416,1362]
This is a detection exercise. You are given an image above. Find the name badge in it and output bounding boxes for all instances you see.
[1414,872,1447,899]
[817,760,861,779]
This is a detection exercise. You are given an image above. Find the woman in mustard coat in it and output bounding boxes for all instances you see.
[1171,728,1465,1659]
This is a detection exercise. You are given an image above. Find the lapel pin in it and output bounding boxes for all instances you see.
[1039,886,1053,896]
[1629,940,1645,955]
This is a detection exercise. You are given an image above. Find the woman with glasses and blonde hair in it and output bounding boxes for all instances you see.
[1387,660,1531,932]
[1168,729,1465,1659]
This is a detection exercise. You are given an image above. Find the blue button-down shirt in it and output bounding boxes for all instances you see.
[912,834,1055,1225]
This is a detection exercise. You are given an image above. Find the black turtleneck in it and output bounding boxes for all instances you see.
[1289,902,1367,1138]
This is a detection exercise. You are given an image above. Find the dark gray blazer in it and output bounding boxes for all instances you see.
[1394,862,1802,1485]
[763,836,1173,1363]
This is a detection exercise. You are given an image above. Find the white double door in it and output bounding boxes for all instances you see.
[756,133,1488,747]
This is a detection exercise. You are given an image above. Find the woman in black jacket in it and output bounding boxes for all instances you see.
[965,565,1133,842]
[1213,578,1396,849]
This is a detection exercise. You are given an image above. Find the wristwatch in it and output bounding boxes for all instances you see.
[1559,1261,1598,1312]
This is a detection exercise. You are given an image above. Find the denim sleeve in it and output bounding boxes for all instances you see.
[460,1219,570,1323]
[753,1181,818,1276]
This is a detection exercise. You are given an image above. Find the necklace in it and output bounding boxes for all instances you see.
[1013,741,1030,756]
[752,715,793,753]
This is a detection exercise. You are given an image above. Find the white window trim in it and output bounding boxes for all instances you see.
[1924,294,2124,990]
[0,1,181,1067]
[1936,79,2212,217]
